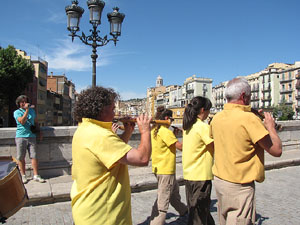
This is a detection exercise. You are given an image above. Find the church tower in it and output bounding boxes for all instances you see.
[156,75,163,87]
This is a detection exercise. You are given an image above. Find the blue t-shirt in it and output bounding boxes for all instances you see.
[14,108,36,138]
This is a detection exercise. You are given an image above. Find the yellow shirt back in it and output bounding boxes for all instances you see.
[210,104,269,183]
[71,118,132,225]
[151,126,177,174]
[183,119,214,181]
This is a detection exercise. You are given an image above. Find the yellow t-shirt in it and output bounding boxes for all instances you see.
[151,125,177,174]
[71,118,132,225]
[183,119,214,181]
[210,103,269,183]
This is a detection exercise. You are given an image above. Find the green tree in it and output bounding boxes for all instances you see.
[0,45,35,126]
[273,101,294,121]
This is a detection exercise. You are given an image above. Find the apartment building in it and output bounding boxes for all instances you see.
[16,50,48,126]
[296,74,300,118]
[212,81,227,113]
[115,98,146,117]
[169,85,185,108]
[146,74,213,120]
[146,75,166,116]
[167,107,183,125]
[211,62,300,119]
[184,75,213,102]
[46,90,63,126]
[47,73,74,125]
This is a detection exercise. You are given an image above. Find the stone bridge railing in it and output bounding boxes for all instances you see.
[0,120,299,177]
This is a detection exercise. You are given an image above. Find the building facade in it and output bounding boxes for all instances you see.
[146,74,213,122]
[211,62,300,119]
[47,73,75,126]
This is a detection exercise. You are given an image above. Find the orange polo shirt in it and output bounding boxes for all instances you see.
[210,104,269,183]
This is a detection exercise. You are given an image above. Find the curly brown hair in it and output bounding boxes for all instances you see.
[74,86,119,122]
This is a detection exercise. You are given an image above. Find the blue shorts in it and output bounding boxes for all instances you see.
[15,137,37,160]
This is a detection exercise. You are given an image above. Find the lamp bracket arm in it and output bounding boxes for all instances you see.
[68,31,113,47]
[108,35,119,46]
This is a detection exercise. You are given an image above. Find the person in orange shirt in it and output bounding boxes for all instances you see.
[210,78,282,225]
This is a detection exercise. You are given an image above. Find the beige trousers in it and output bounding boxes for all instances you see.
[214,176,256,225]
[149,174,187,225]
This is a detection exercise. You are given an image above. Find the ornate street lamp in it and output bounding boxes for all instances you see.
[65,0,125,87]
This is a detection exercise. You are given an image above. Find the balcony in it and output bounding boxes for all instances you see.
[296,79,300,89]
[280,77,293,83]
[262,84,271,92]
[186,88,194,93]
[280,88,293,94]
[279,99,293,104]
[261,96,271,102]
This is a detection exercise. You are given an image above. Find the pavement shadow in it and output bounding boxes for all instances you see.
[136,216,150,225]
[211,199,218,212]
[136,212,187,225]
[256,213,269,225]
[165,212,188,224]
[137,200,217,225]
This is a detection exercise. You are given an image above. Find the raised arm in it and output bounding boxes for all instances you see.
[119,121,136,144]
[119,114,152,166]
[257,112,282,157]
[175,141,182,151]
[17,103,30,125]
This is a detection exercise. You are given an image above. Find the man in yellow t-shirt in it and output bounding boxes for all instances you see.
[71,86,152,225]
[210,78,282,225]
[149,106,187,225]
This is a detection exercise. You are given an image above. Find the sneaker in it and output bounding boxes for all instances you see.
[33,175,45,183]
[22,175,28,184]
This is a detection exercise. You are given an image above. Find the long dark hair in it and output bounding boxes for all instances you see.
[153,106,172,138]
[183,96,212,131]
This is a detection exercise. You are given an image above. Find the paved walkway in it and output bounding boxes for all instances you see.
[6,165,300,225]
[22,149,300,206]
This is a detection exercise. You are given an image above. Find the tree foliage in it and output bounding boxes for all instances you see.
[273,101,294,121]
[0,45,35,126]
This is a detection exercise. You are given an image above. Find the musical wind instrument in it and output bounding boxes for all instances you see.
[171,125,183,132]
[112,117,171,130]
[251,108,282,131]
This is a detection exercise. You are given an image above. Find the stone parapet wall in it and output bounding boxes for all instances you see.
[0,120,299,177]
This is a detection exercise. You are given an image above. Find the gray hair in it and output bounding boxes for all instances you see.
[225,78,251,102]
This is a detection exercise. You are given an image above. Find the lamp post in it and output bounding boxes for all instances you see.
[65,0,125,87]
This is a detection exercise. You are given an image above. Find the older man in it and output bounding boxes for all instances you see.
[210,78,282,225]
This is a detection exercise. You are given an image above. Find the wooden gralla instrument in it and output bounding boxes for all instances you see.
[112,118,171,130]
[251,108,283,131]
